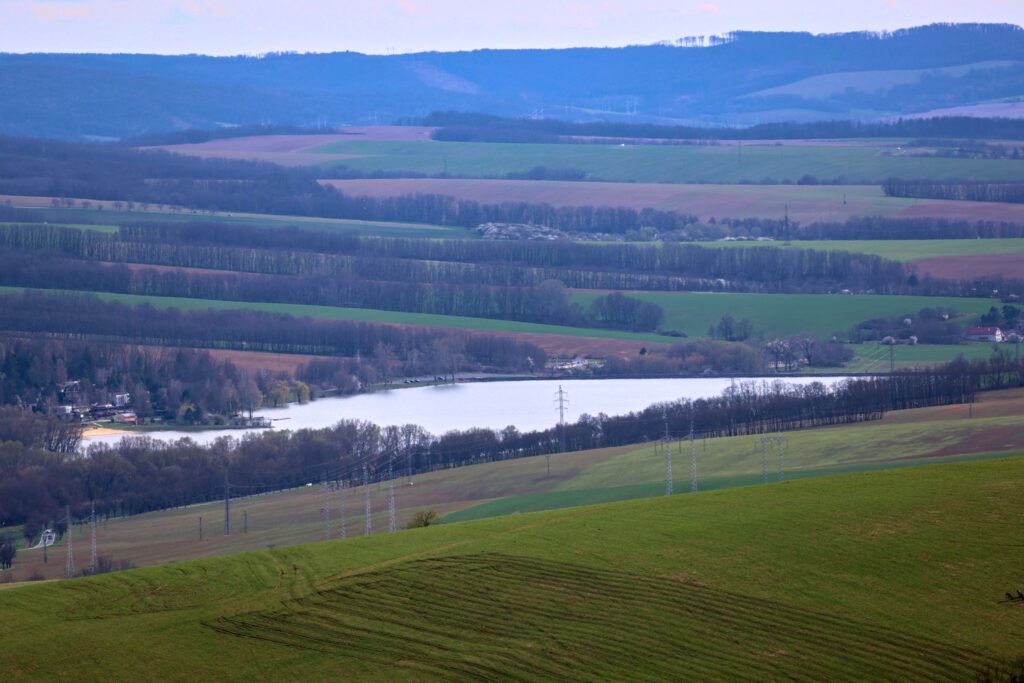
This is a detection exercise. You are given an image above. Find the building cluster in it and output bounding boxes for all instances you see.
[52,381,136,424]
[964,327,1020,343]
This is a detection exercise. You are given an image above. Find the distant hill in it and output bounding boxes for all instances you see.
[1,23,1023,139]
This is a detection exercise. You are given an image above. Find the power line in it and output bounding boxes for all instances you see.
[90,500,97,574]
[65,505,74,578]
[776,434,787,482]
[663,439,673,496]
[363,464,372,536]
[760,434,770,483]
[689,413,698,494]
[321,481,331,541]
[223,468,231,536]
[338,479,347,539]
[387,454,397,533]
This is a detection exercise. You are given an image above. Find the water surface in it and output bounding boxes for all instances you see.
[84,376,847,448]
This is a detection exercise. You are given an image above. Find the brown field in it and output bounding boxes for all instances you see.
[146,127,436,166]
[198,348,326,374]
[899,200,1024,223]
[320,178,1024,224]
[883,388,1024,423]
[912,253,1024,280]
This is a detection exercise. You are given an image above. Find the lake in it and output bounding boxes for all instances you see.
[83,376,849,448]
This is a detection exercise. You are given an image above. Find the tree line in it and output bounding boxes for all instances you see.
[0,292,546,370]
[0,222,912,294]
[422,111,1024,143]
[0,248,667,332]
[883,179,1024,204]
[2,353,1020,529]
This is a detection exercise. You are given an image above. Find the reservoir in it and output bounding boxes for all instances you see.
[83,376,849,448]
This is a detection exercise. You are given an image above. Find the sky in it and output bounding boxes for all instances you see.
[1,0,1022,55]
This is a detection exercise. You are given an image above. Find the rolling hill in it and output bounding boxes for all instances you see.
[1,454,1022,680]
[3,24,1024,139]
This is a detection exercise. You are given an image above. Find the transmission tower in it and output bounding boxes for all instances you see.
[662,407,673,495]
[776,434,787,482]
[223,468,231,536]
[689,417,698,494]
[554,385,569,456]
[90,500,97,574]
[663,439,673,495]
[760,435,770,483]
[363,465,373,536]
[387,455,397,533]
[65,505,74,578]
[321,481,331,541]
[338,479,347,539]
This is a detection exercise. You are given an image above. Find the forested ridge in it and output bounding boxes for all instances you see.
[2,354,1019,529]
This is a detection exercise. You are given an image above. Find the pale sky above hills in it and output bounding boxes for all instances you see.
[1,0,1021,55]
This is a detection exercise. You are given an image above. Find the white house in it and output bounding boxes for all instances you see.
[964,326,1004,343]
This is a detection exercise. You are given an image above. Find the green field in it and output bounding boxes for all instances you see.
[848,341,1011,371]
[311,139,1024,183]
[1,454,1022,680]
[705,238,1024,262]
[5,288,1003,362]
[0,220,118,233]
[4,205,469,239]
[0,287,667,343]
[573,290,996,338]
[7,287,1001,350]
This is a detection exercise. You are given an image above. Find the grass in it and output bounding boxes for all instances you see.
[0,220,118,233]
[705,238,1024,262]
[0,287,669,343]
[5,388,1022,583]
[3,204,469,239]
[573,290,996,338]
[3,288,1004,363]
[1,454,1023,680]
[310,139,1024,183]
[848,341,1012,371]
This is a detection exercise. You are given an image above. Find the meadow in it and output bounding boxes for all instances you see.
[310,138,1024,183]
[572,290,996,338]
[847,342,1008,371]
[1,453,1022,680]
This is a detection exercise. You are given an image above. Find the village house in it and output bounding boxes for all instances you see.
[964,326,1005,343]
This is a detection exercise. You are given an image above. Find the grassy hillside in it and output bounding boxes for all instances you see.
[6,389,1022,582]
[747,60,1021,99]
[573,290,995,338]
[311,139,1024,183]
[1,455,1023,680]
